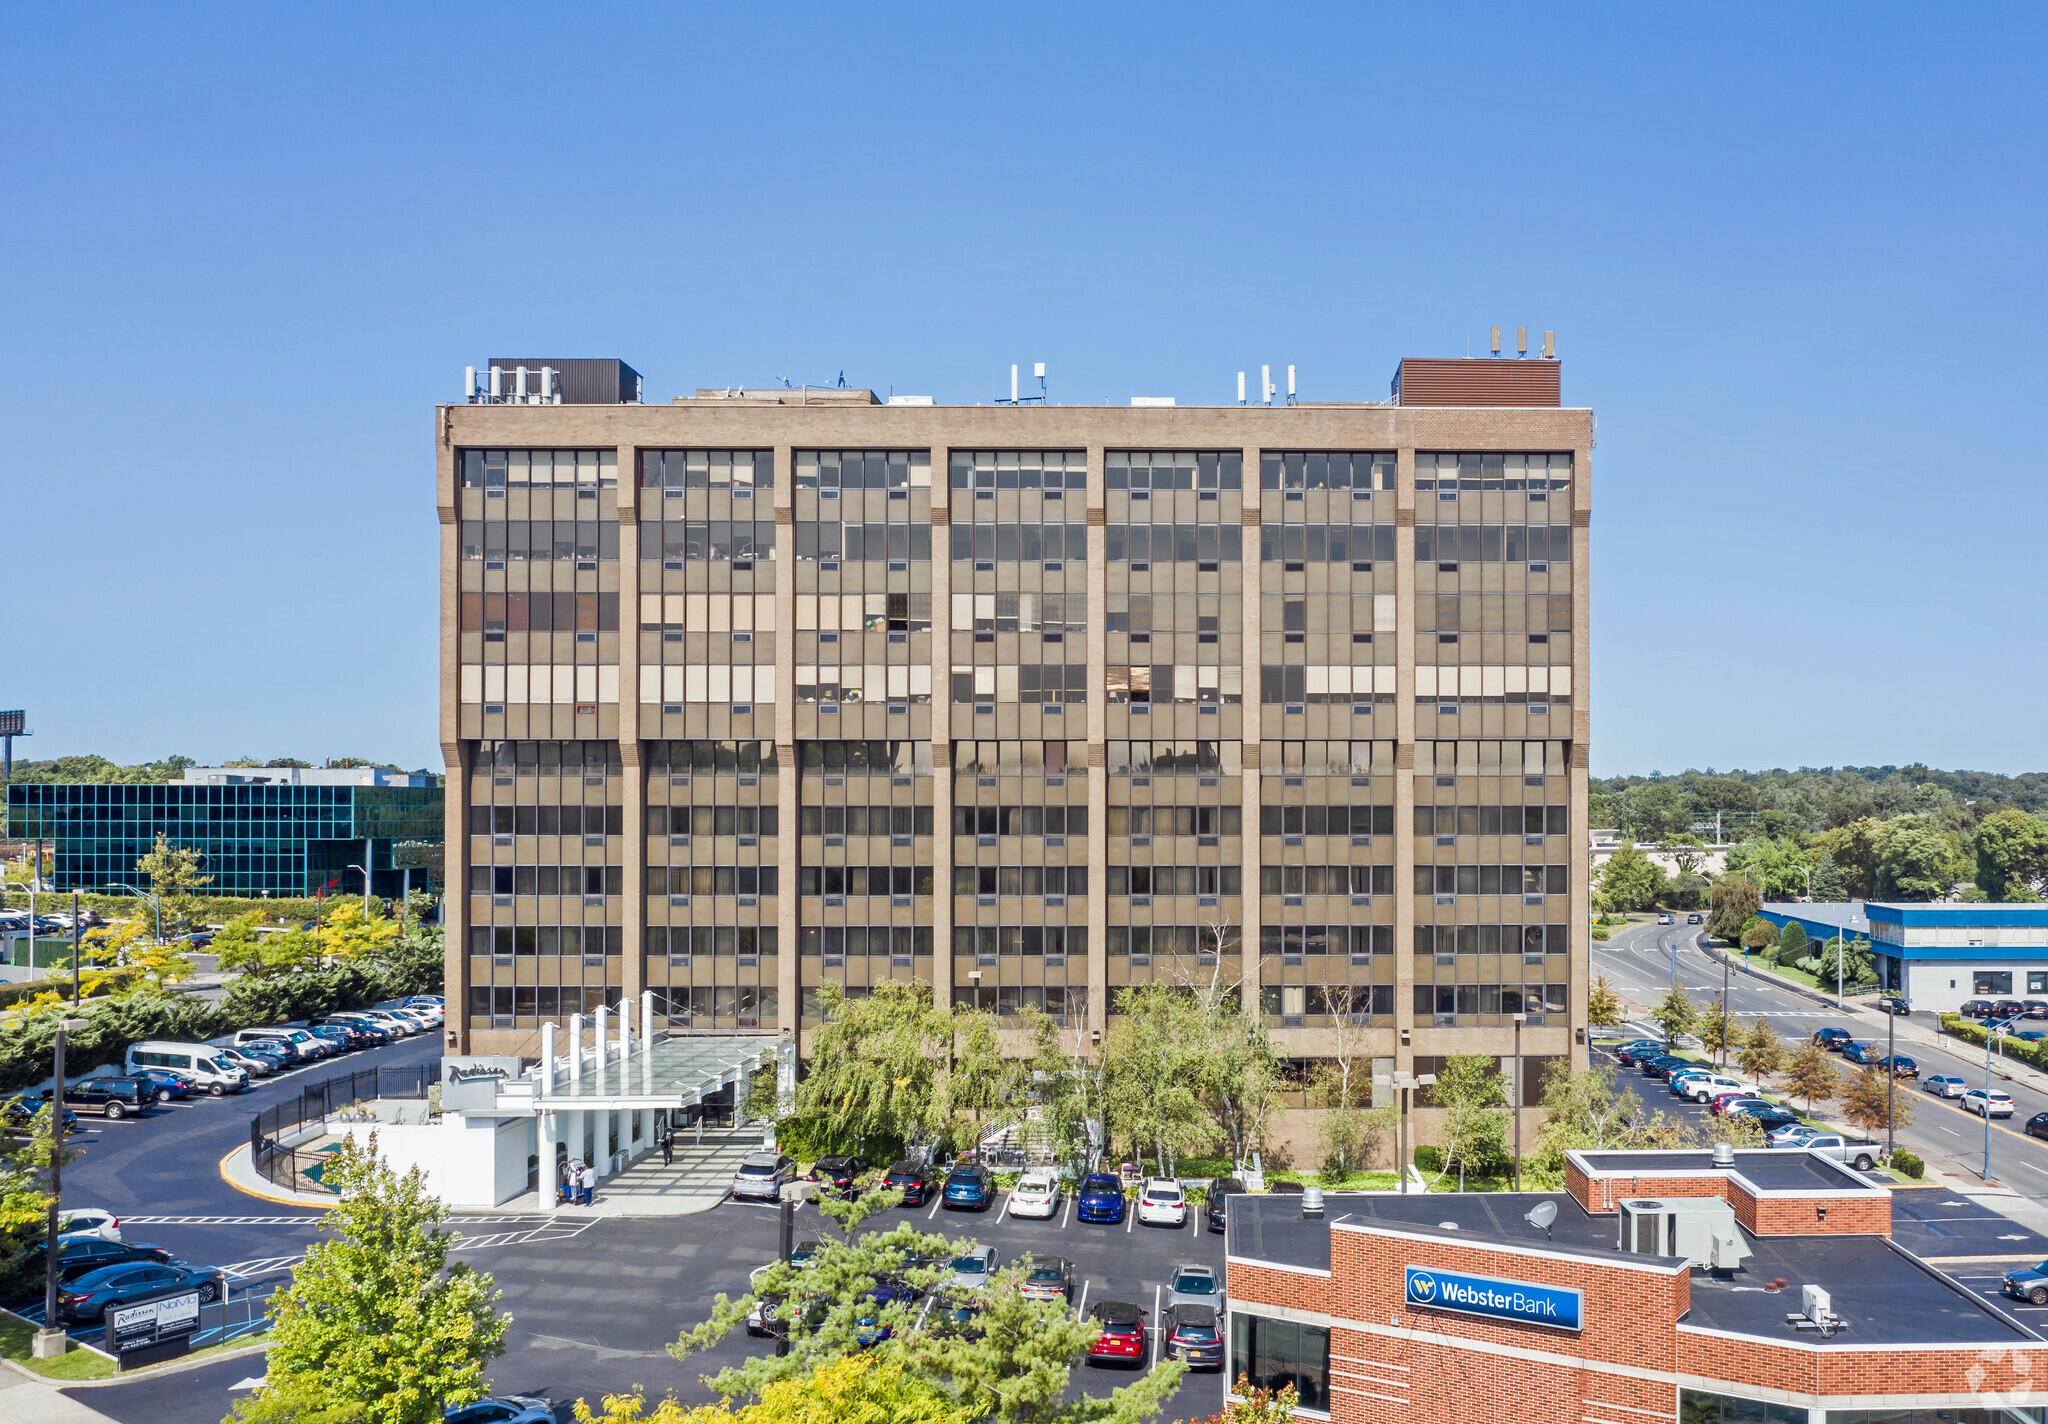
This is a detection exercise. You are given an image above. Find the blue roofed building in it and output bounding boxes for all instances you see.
[1758,901,2048,1013]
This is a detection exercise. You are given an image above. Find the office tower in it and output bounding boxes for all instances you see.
[442,354,1586,1142]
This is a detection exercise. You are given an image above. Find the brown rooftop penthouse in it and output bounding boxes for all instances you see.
[439,351,1589,1161]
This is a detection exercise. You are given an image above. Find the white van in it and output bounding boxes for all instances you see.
[124,1042,250,1096]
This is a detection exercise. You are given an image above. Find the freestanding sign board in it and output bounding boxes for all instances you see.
[104,1286,203,1366]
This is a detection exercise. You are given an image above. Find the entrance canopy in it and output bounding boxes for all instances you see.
[540,1032,786,1111]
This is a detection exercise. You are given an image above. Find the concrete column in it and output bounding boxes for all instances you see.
[618,442,646,1024]
[1084,444,1108,1041]
[638,989,655,1148]
[1393,445,1418,1077]
[592,1004,608,1097]
[540,1021,558,1092]
[929,463,953,1013]
[773,443,798,1038]
[1239,451,1262,1020]
[436,419,469,1054]
[568,1012,584,1084]
[539,1109,559,1208]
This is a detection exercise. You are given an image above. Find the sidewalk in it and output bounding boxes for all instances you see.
[0,1365,119,1423]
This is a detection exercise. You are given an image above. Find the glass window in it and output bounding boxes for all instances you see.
[1975,971,2013,995]
[1229,1313,1327,1413]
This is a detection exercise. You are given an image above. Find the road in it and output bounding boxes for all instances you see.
[1594,918,2048,1200]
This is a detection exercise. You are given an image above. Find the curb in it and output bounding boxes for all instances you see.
[218,1145,335,1211]
[34,1339,274,1390]
[1693,937,1844,1011]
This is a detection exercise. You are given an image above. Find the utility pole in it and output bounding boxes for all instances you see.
[1886,1005,1897,1164]
[33,1017,88,1359]
[1985,1027,2003,1181]
[1511,1015,1525,1192]
[1720,951,1732,1071]
[69,892,79,1009]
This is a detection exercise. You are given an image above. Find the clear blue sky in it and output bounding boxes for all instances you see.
[5,5,2043,777]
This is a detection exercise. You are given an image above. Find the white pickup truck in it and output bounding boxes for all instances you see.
[1790,1132,1884,1172]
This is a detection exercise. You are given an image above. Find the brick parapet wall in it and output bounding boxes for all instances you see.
[1568,1160,1890,1236]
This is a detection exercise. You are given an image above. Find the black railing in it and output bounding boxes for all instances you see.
[249,1065,434,1193]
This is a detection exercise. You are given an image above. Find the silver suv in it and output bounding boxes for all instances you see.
[732,1153,795,1201]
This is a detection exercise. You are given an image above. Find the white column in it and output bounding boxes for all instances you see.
[777,1037,797,1117]
[568,1013,584,1085]
[540,1021,558,1093]
[638,989,656,1150]
[592,1004,609,1098]
[539,1110,559,1208]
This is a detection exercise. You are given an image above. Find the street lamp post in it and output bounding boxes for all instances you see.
[1887,1004,1897,1164]
[1720,950,1732,1071]
[1511,1014,1526,1192]
[33,1016,90,1359]
[1984,1026,2004,1181]
[347,864,373,918]
[102,883,160,944]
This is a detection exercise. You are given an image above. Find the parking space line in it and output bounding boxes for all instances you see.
[927,1196,943,1220]
[1151,1283,1161,1366]
[1075,1280,1089,1317]
[1126,1204,1134,1234]
[1060,1197,1073,1230]
[997,1196,1010,1225]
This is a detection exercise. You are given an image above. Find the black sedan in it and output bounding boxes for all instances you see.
[882,1160,938,1206]
[1641,1056,1690,1080]
[56,1259,222,1322]
[2026,1112,2048,1142]
[1163,1303,1224,1369]
[807,1154,865,1196]
[47,1237,172,1282]
[1613,1041,1666,1067]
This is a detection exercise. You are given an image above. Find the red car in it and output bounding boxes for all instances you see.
[1088,1300,1148,1364]
[1707,1091,1752,1115]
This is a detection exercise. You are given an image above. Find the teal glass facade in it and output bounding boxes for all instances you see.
[6,783,444,898]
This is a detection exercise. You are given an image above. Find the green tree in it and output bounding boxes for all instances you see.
[1975,809,2048,902]
[1735,1017,1785,1086]
[1623,781,1693,843]
[1696,996,1733,1061]
[232,1136,508,1424]
[1814,936,1876,991]
[1773,921,1810,967]
[1738,917,1777,960]
[674,1191,1185,1424]
[1876,821,1968,901]
[1723,837,1808,900]
[1101,984,1218,1174]
[1840,1065,1914,1136]
[1810,850,1848,902]
[1587,974,1623,1028]
[1596,843,1668,913]
[1781,1038,1841,1112]
[1429,1054,1508,1185]
[784,981,959,1157]
[134,832,212,939]
[1529,1061,1647,1182]
[1650,984,1697,1043]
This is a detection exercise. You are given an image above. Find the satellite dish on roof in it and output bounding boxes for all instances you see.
[1524,1200,1558,1240]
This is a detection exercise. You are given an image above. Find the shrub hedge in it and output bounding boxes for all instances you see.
[1940,1014,2048,1072]
[1891,1150,1924,1179]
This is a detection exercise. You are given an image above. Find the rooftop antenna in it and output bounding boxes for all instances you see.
[1491,326,1502,357]
[1236,371,1246,405]
[1523,1199,1556,1241]
[1261,364,1273,405]
[1544,330,1556,359]
[1033,361,1048,404]
[1287,365,1297,405]
[1011,364,1020,403]
[1517,326,1529,358]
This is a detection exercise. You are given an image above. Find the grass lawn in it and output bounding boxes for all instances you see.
[0,1308,272,1382]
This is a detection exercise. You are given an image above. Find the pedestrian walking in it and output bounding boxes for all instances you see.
[580,1160,597,1206]
[661,1129,674,1166]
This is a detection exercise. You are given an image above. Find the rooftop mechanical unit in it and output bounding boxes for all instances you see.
[1617,1197,1751,1272]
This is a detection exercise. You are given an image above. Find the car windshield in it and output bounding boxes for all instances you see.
[739,1162,778,1176]
[1173,1273,1215,1292]
[1083,1176,1116,1191]
[1147,1186,1181,1200]
[1027,1265,1063,1280]
[952,1256,989,1272]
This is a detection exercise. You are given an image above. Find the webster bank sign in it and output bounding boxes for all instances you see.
[1404,1265,1582,1332]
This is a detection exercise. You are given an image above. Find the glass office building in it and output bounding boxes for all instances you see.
[6,781,444,899]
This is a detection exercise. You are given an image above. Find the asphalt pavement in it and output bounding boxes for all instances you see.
[1594,918,2048,1201]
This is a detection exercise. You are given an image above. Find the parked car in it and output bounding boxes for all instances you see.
[44,1077,151,1119]
[1656,913,1674,925]
[1997,1001,2029,1021]
[2024,1001,2048,1020]
[56,1260,223,1322]
[1925,1074,1970,1099]
[44,1237,171,1283]
[731,1153,796,1201]
[1163,1304,1224,1369]
[52,1208,121,1242]
[1791,1133,1884,1172]
[1875,1055,1919,1079]
[318,1016,393,1046]
[1964,1089,2016,1118]
[807,1154,865,1196]
[1613,1041,1666,1067]
[1642,1056,1691,1080]
[125,1042,248,1096]
[303,1024,367,1052]
[2014,1030,2048,1044]
[1136,1179,1187,1227]
[943,1165,996,1211]
[2004,1261,2048,1307]
[854,1282,915,1347]
[1687,912,1704,925]
[2025,1112,2048,1142]
[1086,1300,1149,1364]
[1680,1075,1757,1104]
[1167,1263,1224,1311]
[1841,1041,1877,1064]
[1767,1125,1817,1148]
[443,1397,558,1424]
[129,1068,192,1103]
[1076,1173,1127,1223]
[1746,1108,1803,1134]
[231,1028,316,1062]
[1016,1254,1077,1303]
[1206,1176,1244,1233]
[950,1246,999,1291]
[1877,995,1912,1016]
[1708,1091,1762,1115]
[213,1046,278,1078]
[1812,1028,1853,1052]
[882,1160,938,1206]
[3,1095,77,1137]
[1006,1171,1062,1219]
[1713,1097,1774,1119]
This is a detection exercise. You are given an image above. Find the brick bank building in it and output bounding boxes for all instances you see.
[1225,1148,2048,1424]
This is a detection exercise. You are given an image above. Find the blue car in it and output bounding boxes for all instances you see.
[854,1282,914,1347]
[130,1069,191,1103]
[942,1165,995,1211]
[1076,1172,1126,1224]
[1841,1041,1876,1064]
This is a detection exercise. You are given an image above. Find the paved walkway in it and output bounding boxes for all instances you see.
[0,1362,119,1422]
[495,1125,766,1217]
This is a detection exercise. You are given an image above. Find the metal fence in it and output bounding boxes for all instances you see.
[250,1065,434,1192]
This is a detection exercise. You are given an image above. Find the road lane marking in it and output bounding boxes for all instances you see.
[1075,1280,1090,1317]
[1152,1283,1161,1366]
[927,1196,943,1220]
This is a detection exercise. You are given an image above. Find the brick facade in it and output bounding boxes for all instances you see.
[1566,1154,1891,1237]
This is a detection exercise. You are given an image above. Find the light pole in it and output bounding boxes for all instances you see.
[1886,1004,1897,1164]
[1511,1014,1526,1192]
[347,864,373,918]
[1720,949,1732,1071]
[1,879,35,975]
[1984,1026,2004,1181]
[102,883,160,944]
[33,1016,89,1359]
